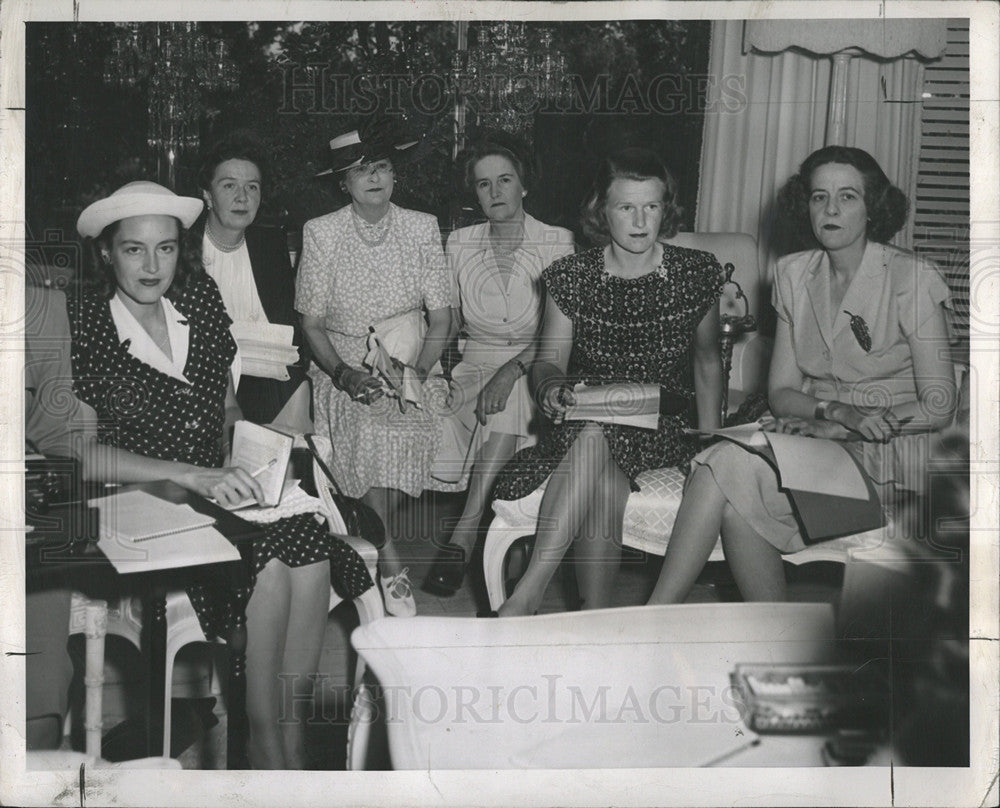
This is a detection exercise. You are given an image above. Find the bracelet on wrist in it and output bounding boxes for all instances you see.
[509,358,528,377]
[331,362,350,390]
[537,378,562,402]
[814,400,832,421]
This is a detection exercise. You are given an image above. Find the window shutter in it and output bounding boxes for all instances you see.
[912,19,969,352]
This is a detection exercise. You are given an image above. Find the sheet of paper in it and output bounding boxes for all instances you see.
[230,321,298,380]
[684,423,769,447]
[229,320,295,350]
[240,357,295,381]
[764,431,869,500]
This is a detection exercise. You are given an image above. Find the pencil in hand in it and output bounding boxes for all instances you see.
[248,458,277,478]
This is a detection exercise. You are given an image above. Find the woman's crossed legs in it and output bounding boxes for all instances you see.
[498,422,630,617]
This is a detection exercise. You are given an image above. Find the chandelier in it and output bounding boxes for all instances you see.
[454,23,571,136]
[103,23,239,183]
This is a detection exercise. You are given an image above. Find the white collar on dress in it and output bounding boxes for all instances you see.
[109,293,190,383]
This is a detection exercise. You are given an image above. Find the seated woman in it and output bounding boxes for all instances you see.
[193,132,308,425]
[423,134,574,596]
[296,117,453,617]
[647,146,957,604]
[492,147,723,617]
[69,181,373,769]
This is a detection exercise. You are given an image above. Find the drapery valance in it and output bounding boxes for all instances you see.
[695,20,935,282]
[743,19,947,61]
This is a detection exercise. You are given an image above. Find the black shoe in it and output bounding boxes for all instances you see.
[422,545,467,597]
[476,609,499,618]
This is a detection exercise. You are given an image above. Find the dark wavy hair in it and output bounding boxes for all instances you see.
[580,147,683,245]
[197,130,270,192]
[777,146,909,248]
[457,134,533,201]
[83,216,205,299]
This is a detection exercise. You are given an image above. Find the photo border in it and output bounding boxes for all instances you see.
[2,2,996,806]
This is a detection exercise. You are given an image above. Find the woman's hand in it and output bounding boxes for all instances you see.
[178,465,264,507]
[540,381,575,424]
[337,366,384,405]
[829,402,900,443]
[474,362,520,425]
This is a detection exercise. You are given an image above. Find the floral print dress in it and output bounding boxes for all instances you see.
[295,203,454,498]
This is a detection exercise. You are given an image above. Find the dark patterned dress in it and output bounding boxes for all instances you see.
[67,275,373,638]
[493,245,722,500]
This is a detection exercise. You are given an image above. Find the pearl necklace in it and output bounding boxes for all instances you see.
[352,205,392,248]
[206,222,246,253]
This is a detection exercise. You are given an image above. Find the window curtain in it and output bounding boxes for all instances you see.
[695,20,927,280]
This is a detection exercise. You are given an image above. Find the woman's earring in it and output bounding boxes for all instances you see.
[101,252,111,264]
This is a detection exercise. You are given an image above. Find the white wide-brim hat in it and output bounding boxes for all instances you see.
[77,181,204,239]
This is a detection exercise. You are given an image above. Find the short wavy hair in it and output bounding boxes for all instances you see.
[580,147,683,246]
[457,134,533,199]
[83,216,205,299]
[777,146,909,247]
[197,130,270,192]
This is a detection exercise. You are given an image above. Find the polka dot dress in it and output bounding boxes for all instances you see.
[68,276,373,639]
[493,244,722,501]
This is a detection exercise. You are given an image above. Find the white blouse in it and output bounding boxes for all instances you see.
[201,236,269,324]
[110,293,241,390]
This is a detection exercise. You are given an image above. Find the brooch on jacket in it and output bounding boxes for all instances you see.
[843,310,872,352]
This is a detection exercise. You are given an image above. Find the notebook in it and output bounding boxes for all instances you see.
[89,489,240,573]
[222,420,295,509]
[563,383,664,430]
[88,489,215,542]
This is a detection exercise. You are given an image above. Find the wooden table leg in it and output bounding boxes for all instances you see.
[226,617,249,769]
[143,587,167,758]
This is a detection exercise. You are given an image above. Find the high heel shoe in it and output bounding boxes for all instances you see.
[422,545,468,597]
